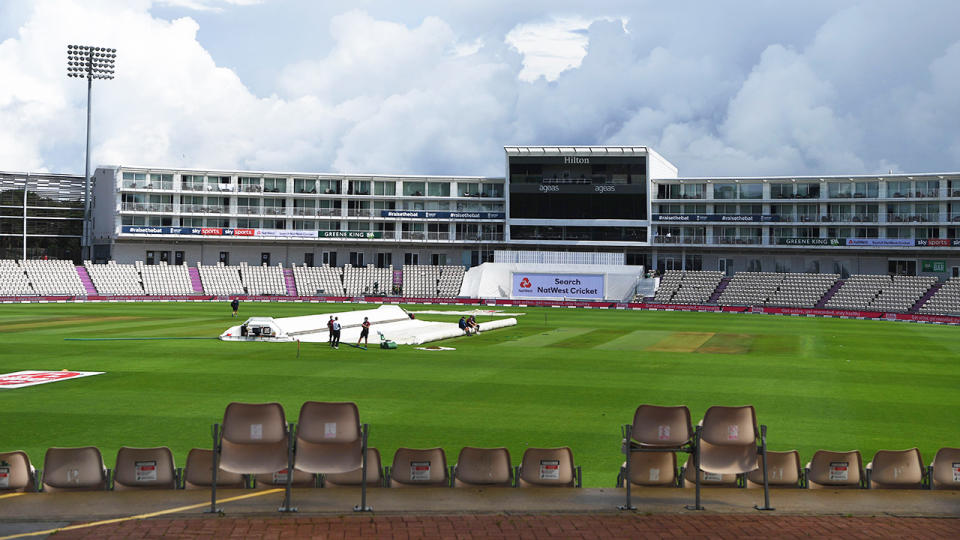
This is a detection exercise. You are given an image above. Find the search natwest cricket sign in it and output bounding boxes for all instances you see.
[512,273,604,299]
[0,370,104,389]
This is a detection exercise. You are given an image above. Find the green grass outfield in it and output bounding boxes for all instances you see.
[1,301,957,487]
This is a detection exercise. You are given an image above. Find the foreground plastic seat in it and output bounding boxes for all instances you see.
[517,447,580,488]
[690,406,772,510]
[42,447,108,492]
[183,448,244,489]
[292,401,371,509]
[113,447,177,490]
[806,450,864,489]
[388,448,449,487]
[452,447,513,487]
[747,451,802,488]
[211,402,291,512]
[619,405,693,508]
[929,447,960,490]
[681,456,738,487]
[866,448,924,489]
[324,448,383,487]
[0,451,37,492]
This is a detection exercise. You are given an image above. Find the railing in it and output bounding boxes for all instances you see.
[240,185,262,193]
[122,182,174,190]
[347,209,374,217]
[292,207,317,216]
[886,213,942,223]
[236,206,263,215]
[121,203,173,212]
[317,209,341,216]
[652,236,707,244]
[400,232,426,240]
[262,207,287,216]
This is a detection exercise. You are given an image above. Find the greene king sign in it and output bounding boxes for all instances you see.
[511,273,604,299]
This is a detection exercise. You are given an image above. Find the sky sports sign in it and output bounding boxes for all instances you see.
[512,273,604,299]
[121,226,318,239]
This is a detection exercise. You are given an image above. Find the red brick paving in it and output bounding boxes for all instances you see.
[50,514,960,539]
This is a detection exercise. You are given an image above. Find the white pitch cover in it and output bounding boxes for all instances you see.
[0,370,105,389]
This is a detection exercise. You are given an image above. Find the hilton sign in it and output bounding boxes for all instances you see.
[563,156,589,164]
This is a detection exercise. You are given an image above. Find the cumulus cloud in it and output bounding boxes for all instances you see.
[1,0,959,178]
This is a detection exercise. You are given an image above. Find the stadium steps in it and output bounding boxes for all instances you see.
[187,266,204,293]
[910,281,943,313]
[816,280,845,308]
[75,266,97,296]
[707,278,731,304]
[283,268,297,296]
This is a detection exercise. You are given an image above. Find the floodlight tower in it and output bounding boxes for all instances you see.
[67,44,116,261]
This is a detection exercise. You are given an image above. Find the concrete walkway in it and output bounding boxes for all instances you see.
[0,488,957,539]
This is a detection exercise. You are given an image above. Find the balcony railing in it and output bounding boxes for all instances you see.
[886,213,942,223]
[347,209,374,217]
[121,203,173,212]
[236,205,263,215]
[292,207,317,216]
[240,184,262,193]
[262,207,287,216]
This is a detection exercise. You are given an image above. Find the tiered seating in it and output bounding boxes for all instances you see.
[919,277,960,315]
[765,273,839,308]
[0,260,35,295]
[652,271,722,304]
[138,262,194,295]
[824,274,887,310]
[867,275,936,312]
[240,263,286,296]
[438,265,465,297]
[343,264,392,296]
[292,265,345,296]
[83,261,144,295]
[198,263,245,295]
[21,259,86,295]
[718,272,783,306]
[402,265,441,297]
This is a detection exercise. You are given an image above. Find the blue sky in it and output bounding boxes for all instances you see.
[1,0,958,177]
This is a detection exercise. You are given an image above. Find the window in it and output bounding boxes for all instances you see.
[828,182,854,198]
[714,204,737,214]
[293,199,316,215]
[237,197,260,214]
[293,220,315,230]
[349,180,371,195]
[181,174,205,191]
[740,204,763,215]
[854,181,878,198]
[317,221,339,231]
[377,252,392,268]
[404,252,419,265]
[747,259,762,272]
[263,177,286,193]
[916,180,939,198]
[294,178,316,193]
[349,252,364,266]
[263,198,285,215]
[738,183,763,199]
[180,217,203,227]
[853,227,879,238]
[239,176,261,192]
[149,173,173,190]
[458,182,480,197]
[887,181,911,198]
[482,183,504,198]
[121,215,145,226]
[797,182,819,199]
[713,183,736,199]
[403,182,426,196]
[770,184,792,199]
[347,222,371,231]
[374,181,396,196]
[205,218,229,227]
[915,203,939,222]
[431,253,447,265]
[318,179,340,194]
[886,227,910,239]
[916,227,940,239]
[262,219,285,229]
[236,218,260,228]
[427,182,450,197]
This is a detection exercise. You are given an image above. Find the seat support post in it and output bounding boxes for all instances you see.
[279,422,297,512]
[754,424,774,511]
[685,425,704,511]
[206,423,222,514]
[354,423,373,512]
[618,423,636,511]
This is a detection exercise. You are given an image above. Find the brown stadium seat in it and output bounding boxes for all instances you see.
[0,451,37,492]
[866,448,925,489]
[42,447,108,492]
[324,448,383,487]
[452,447,513,487]
[517,447,580,488]
[113,446,177,490]
[388,448,449,487]
[681,456,739,487]
[254,468,316,488]
[183,448,244,489]
[805,450,864,489]
[691,405,772,510]
[929,447,960,490]
[619,405,693,508]
[212,402,291,511]
[293,401,371,509]
[621,451,678,487]
[747,450,802,488]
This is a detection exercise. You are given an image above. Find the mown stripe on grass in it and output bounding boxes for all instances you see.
[646,332,714,352]
[549,328,632,349]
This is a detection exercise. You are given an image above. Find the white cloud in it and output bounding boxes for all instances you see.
[1,1,960,179]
